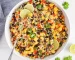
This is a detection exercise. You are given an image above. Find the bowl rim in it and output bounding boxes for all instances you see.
[5,0,70,60]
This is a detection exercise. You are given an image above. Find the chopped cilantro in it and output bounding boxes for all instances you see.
[55,57,60,60]
[62,2,69,9]
[63,56,72,60]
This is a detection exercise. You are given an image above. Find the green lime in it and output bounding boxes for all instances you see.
[52,40,59,50]
[20,9,31,19]
[24,4,34,12]
[69,44,75,54]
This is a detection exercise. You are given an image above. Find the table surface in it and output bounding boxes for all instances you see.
[0,0,75,60]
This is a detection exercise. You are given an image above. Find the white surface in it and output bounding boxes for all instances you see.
[0,0,75,60]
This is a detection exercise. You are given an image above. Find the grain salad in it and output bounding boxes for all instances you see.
[10,0,68,59]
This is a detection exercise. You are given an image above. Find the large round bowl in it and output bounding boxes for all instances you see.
[5,0,70,60]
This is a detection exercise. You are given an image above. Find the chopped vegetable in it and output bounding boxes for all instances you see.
[18,24,24,31]
[33,50,37,55]
[27,28,33,34]
[30,33,36,38]
[62,2,69,9]
[29,0,33,4]
[55,57,60,60]
[36,4,43,10]
[37,23,42,29]
[39,50,42,56]
[41,0,46,4]
[63,56,72,60]
[44,23,50,28]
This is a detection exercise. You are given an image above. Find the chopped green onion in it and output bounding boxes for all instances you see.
[39,50,42,56]
[30,33,36,38]
[18,24,24,31]
[36,4,43,10]
[27,28,33,34]
[44,23,50,28]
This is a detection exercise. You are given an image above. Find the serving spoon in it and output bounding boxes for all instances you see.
[8,39,18,60]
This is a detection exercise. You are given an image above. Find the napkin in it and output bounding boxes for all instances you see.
[0,0,21,39]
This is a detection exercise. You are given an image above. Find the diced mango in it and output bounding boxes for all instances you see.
[34,37,38,41]
[51,50,55,53]
[40,32,45,36]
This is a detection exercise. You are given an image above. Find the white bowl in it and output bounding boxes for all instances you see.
[5,0,70,60]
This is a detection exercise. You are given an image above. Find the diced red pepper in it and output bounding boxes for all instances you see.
[48,20,54,24]
[33,50,37,55]
[34,55,38,58]
[58,23,61,27]
[37,23,42,29]
[41,0,46,4]
[53,13,56,17]
[29,0,33,4]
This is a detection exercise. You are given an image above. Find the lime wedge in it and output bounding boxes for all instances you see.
[24,4,34,12]
[20,9,31,19]
[52,40,59,50]
[69,44,75,54]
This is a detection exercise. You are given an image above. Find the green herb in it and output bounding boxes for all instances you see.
[27,28,33,34]
[34,46,38,50]
[39,50,42,56]
[30,33,36,38]
[44,23,50,28]
[18,24,24,31]
[63,56,72,60]
[46,0,49,2]
[55,56,72,60]
[55,57,60,60]
[36,4,43,10]
[62,2,69,9]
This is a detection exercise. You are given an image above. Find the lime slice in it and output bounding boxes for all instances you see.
[52,40,59,50]
[69,44,75,54]
[20,9,31,19]
[24,4,34,12]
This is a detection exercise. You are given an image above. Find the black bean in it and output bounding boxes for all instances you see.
[44,39,46,42]
[45,36,49,38]
[19,47,26,53]
[37,39,40,42]
[34,44,39,48]
[41,20,44,23]
[28,54,34,56]
[33,3,36,7]
[58,11,62,16]
[51,11,54,15]
[30,40,35,42]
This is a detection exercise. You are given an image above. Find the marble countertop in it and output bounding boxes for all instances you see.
[0,0,75,60]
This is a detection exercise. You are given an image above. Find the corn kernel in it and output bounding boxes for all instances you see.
[40,32,45,36]
[28,12,33,17]
[22,29,27,33]
[51,50,55,53]
[40,37,44,40]
[32,28,36,32]
[54,7,58,15]
[34,37,38,41]
[50,15,54,19]
[49,3,54,8]
[43,5,48,10]
[41,16,45,20]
